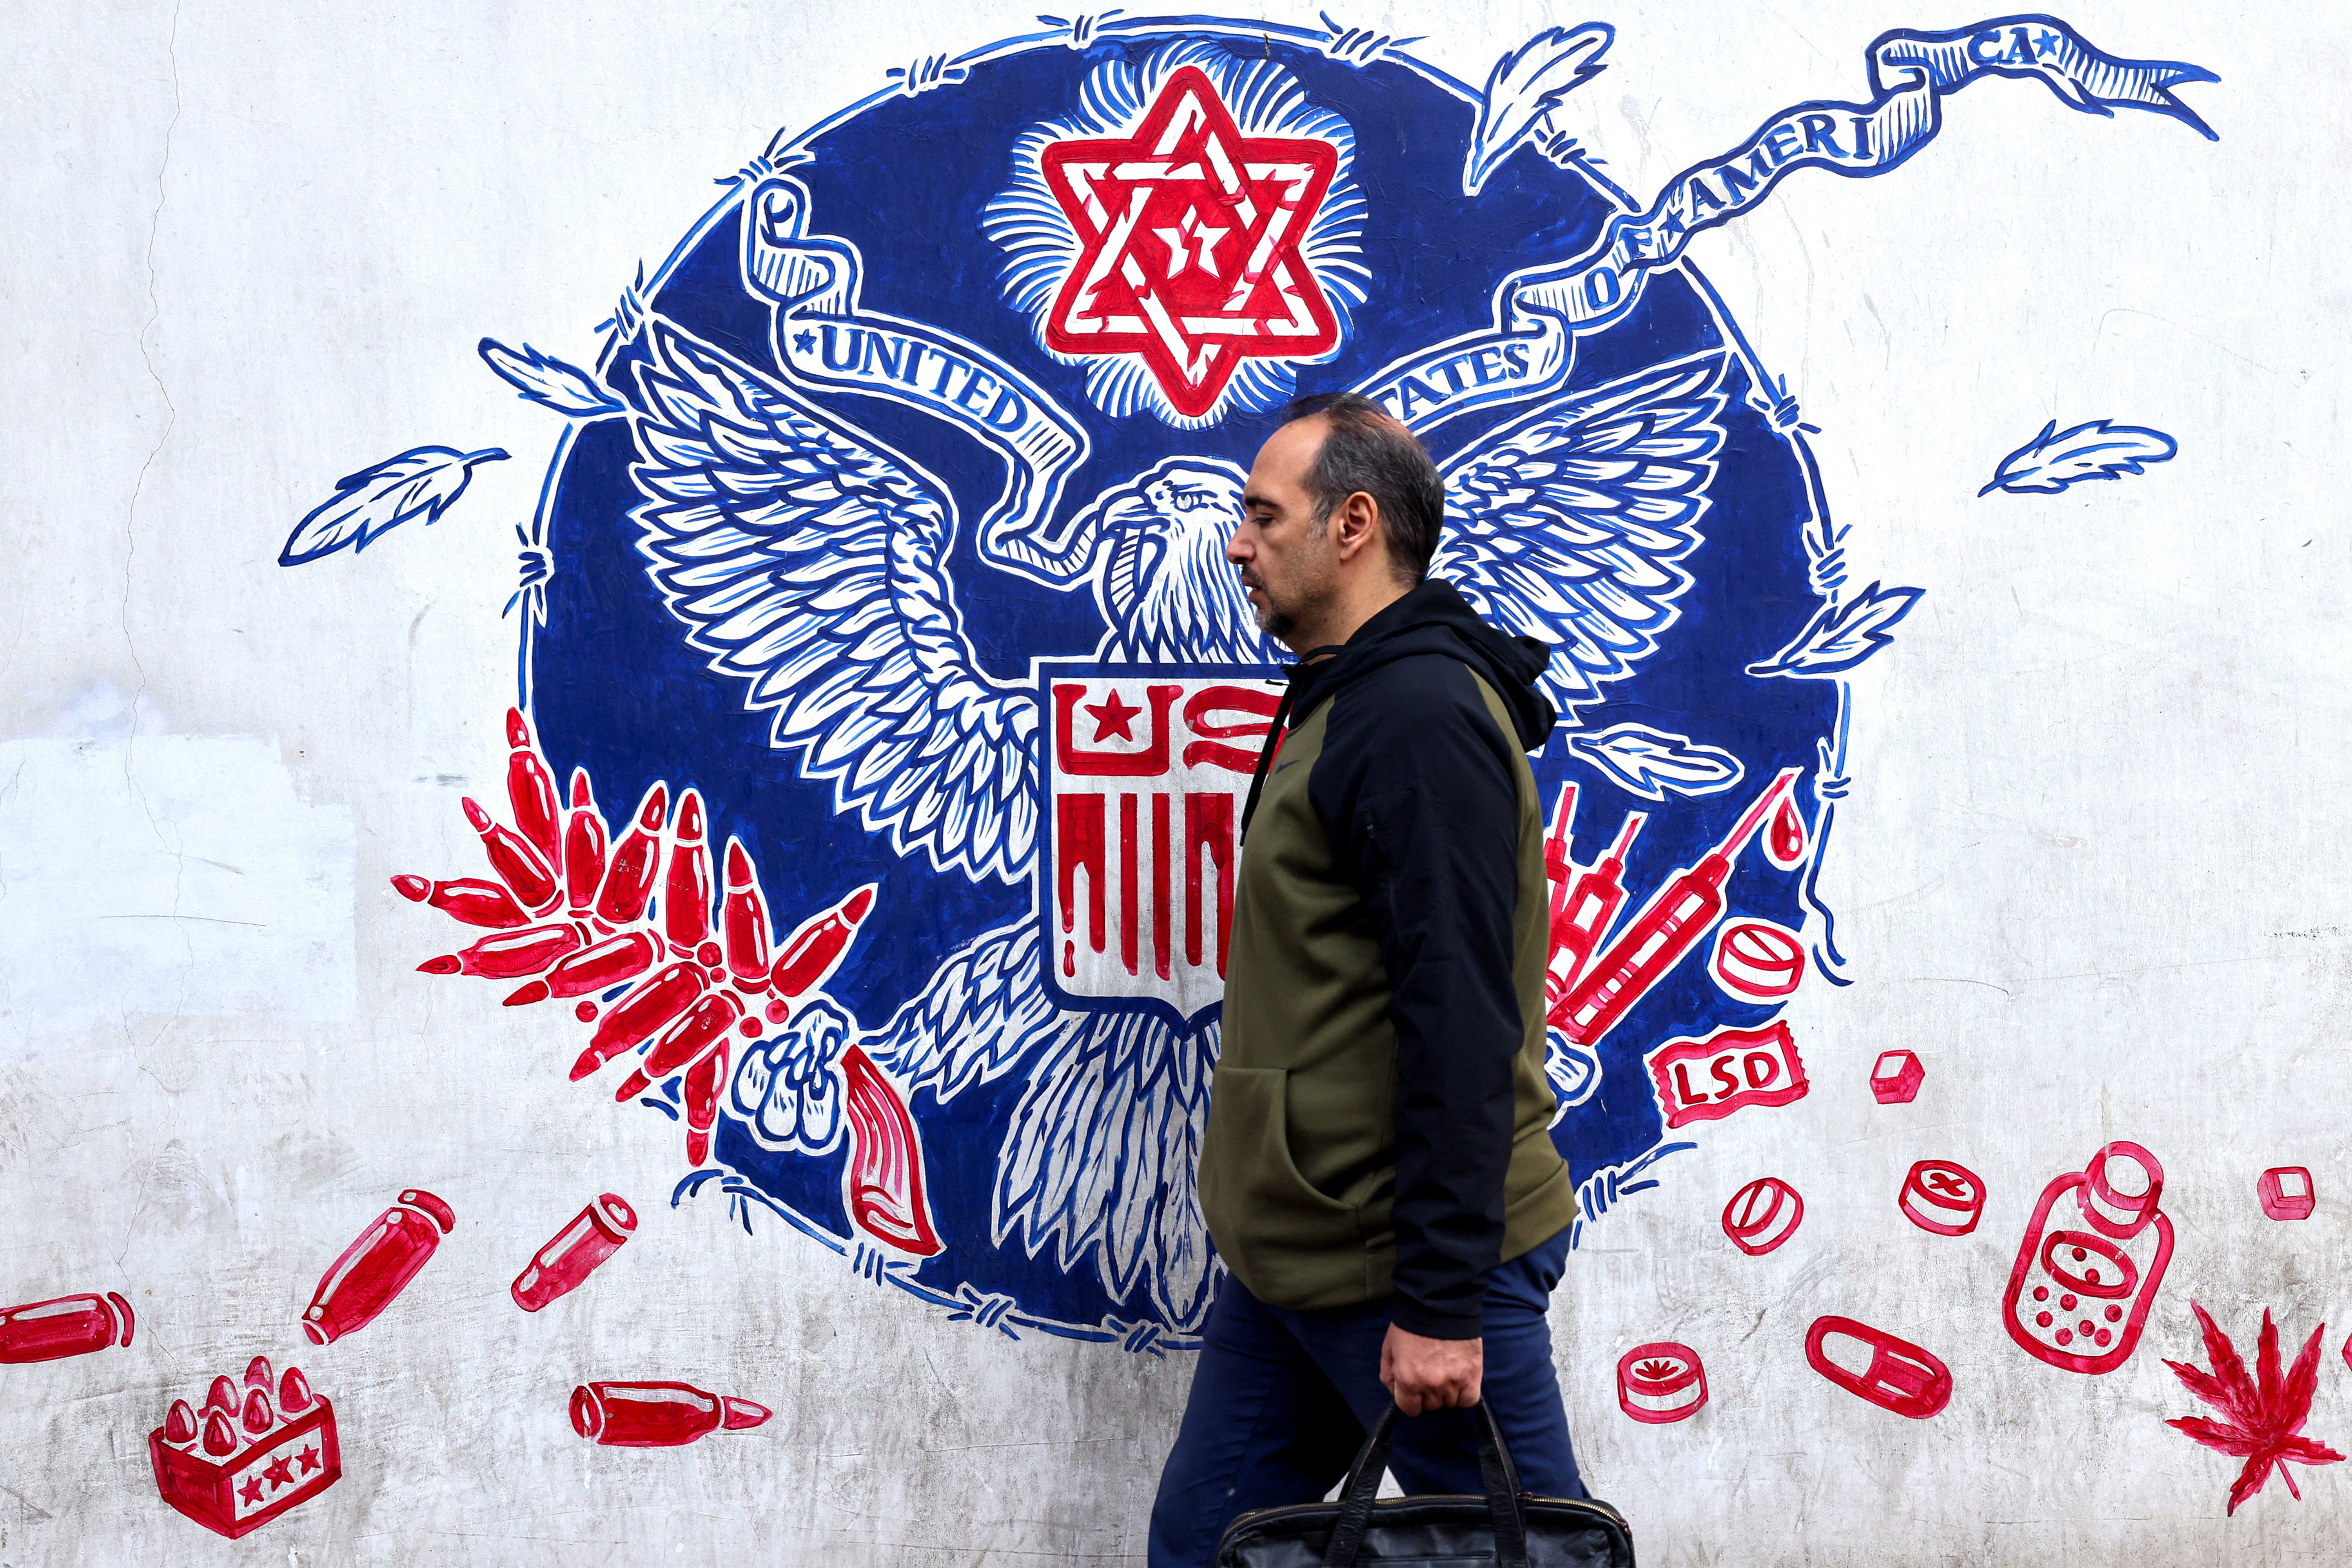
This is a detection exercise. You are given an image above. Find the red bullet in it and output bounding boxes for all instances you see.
[163,1400,198,1445]
[463,798,560,914]
[417,922,584,979]
[594,783,669,925]
[301,1189,456,1345]
[719,840,773,986]
[503,929,660,1007]
[571,962,706,1080]
[504,709,564,875]
[564,769,608,916]
[684,1044,729,1166]
[201,1408,238,1457]
[512,1194,637,1312]
[244,1355,273,1389]
[240,1387,274,1436]
[568,1381,770,1447]
[664,790,713,954]
[627,991,743,1092]
[0,1290,135,1364]
[390,875,528,929]
[279,1366,316,1414]
[773,884,878,999]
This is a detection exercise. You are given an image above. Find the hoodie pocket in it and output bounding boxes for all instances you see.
[1203,1066,1361,1251]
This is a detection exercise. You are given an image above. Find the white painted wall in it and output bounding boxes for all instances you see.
[2,2,2343,1563]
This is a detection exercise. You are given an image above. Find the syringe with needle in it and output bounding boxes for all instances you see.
[1554,767,1804,1051]
[1546,808,1646,1021]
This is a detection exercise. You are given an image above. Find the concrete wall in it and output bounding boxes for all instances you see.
[3,3,2344,1563]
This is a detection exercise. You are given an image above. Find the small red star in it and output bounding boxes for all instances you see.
[263,1455,295,1489]
[238,1473,266,1506]
[1040,65,1341,416]
[1084,690,1143,742]
[296,1443,322,1474]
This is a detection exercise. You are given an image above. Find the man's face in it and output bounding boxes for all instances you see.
[1231,417,1336,650]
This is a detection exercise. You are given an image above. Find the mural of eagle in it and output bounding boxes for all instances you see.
[622,319,1728,1328]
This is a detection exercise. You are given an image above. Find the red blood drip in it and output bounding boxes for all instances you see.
[764,999,789,1024]
[696,942,722,967]
[739,1017,762,1038]
[576,1001,599,1022]
[1064,940,1075,976]
[1769,798,1806,863]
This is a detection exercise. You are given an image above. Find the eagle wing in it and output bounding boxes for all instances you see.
[1434,352,1731,718]
[628,323,1037,885]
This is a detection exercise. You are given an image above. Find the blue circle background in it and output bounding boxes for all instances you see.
[527,25,1837,1341]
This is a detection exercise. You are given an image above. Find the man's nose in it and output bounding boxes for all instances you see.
[1224,524,1252,565]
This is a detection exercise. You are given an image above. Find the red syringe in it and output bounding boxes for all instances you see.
[1546,809,1645,1021]
[1554,767,1802,1050]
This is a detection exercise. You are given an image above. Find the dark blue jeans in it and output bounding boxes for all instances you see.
[1148,1226,1583,1567]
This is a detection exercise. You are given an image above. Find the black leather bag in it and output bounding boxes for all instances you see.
[1212,1402,1635,1567]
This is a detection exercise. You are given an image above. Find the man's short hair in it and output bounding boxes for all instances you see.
[1279,392,1444,584]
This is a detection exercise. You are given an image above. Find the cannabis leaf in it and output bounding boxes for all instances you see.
[2164,1301,2343,1514]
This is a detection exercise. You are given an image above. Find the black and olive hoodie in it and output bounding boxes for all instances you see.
[1198,577,1577,1339]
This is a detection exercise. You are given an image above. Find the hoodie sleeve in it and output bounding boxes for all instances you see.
[1309,652,1527,1339]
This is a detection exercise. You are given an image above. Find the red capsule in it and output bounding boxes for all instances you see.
[163,1399,198,1445]
[568,1381,769,1447]
[616,992,743,1100]
[504,929,661,1006]
[241,1386,274,1435]
[593,782,669,926]
[279,1365,316,1414]
[505,709,564,876]
[772,883,878,998]
[564,769,610,915]
[463,797,560,914]
[720,839,773,985]
[571,961,706,1080]
[683,1041,729,1166]
[202,1408,239,1456]
[390,875,528,929]
[664,789,713,954]
[417,922,584,979]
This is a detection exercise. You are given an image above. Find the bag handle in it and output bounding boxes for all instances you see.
[1320,1401,1529,1568]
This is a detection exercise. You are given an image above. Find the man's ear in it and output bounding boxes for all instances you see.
[1331,490,1383,564]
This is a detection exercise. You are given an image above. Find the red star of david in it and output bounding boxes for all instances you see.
[1041,66,1341,417]
[1084,690,1142,742]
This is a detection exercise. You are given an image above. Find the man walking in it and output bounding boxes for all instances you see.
[1148,394,1583,1563]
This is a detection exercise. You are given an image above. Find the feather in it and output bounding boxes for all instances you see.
[626,320,1039,886]
[479,337,626,417]
[279,445,508,566]
[1436,353,1729,718]
[1565,722,1743,801]
[1746,582,1924,679]
[1980,418,2177,496]
[1463,24,1613,195]
[993,1005,1218,1331]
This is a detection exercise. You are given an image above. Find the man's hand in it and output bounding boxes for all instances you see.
[1380,1325,1483,1416]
